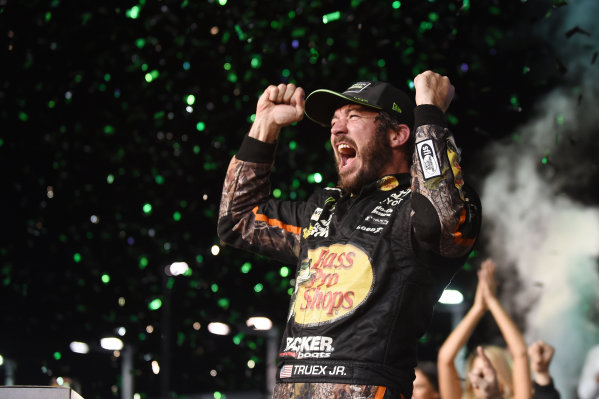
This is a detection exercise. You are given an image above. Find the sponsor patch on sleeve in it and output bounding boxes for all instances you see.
[416,139,442,180]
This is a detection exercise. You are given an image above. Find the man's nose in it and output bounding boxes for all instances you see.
[330,118,347,135]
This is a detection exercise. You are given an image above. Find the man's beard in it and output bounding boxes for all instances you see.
[335,133,393,194]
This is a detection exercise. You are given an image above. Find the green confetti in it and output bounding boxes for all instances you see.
[233,333,244,345]
[241,262,252,273]
[218,298,230,309]
[126,5,141,19]
[250,55,262,69]
[148,298,162,310]
[139,256,149,269]
[322,11,341,24]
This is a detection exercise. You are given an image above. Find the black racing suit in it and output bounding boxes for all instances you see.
[218,105,481,398]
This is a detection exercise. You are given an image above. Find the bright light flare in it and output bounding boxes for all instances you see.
[438,289,464,305]
[207,322,230,335]
[69,341,90,354]
[167,261,189,276]
[100,337,124,351]
[151,360,160,374]
[246,316,273,331]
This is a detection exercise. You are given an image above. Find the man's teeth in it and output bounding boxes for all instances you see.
[338,144,353,153]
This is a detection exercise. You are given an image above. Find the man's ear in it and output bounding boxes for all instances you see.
[388,124,411,149]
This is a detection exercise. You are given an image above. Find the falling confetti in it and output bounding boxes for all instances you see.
[2,0,596,398]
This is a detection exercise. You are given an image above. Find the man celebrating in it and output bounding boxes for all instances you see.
[218,71,481,399]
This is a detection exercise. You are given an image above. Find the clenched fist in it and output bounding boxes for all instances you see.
[414,70,455,113]
[249,83,305,143]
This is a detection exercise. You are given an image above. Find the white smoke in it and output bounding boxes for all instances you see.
[480,1,599,398]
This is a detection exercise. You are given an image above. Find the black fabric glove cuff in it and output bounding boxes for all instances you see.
[236,135,277,163]
[414,104,447,129]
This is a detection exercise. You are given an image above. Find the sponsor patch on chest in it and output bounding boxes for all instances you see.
[289,243,373,326]
[355,188,410,234]
[280,335,335,359]
[304,208,332,239]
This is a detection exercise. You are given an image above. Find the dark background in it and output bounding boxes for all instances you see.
[1,0,596,398]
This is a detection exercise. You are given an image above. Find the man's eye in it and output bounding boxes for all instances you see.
[348,114,361,121]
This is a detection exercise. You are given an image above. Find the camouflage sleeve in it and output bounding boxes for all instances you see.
[217,137,305,265]
[410,105,480,258]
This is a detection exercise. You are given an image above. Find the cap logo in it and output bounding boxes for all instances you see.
[351,97,369,104]
[392,102,403,114]
[344,82,371,94]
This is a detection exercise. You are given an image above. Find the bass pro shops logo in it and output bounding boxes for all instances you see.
[290,243,374,326]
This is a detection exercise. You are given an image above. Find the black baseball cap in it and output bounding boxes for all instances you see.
[304,81,415,128]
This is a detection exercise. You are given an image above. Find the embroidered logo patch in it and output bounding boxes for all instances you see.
[290,243,374,326]
[377,175,399,191]
[417,139,441,180]
[392,102,403,114]
[279,364,350,378]
[280,335,335,359]
[279,364,293,378]
[344,82,371,93]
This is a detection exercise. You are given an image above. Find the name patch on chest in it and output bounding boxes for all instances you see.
[279,363,351,379]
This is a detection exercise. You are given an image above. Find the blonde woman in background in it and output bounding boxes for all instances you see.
[437,258,531,399]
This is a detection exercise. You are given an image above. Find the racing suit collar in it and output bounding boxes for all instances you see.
[347,173,411,197]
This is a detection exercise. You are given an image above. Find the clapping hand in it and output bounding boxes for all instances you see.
[467,346,503,399]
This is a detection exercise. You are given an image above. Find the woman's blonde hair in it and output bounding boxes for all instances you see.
[463,345,514,399]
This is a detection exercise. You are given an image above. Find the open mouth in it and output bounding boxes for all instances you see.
[337,143,357,170]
